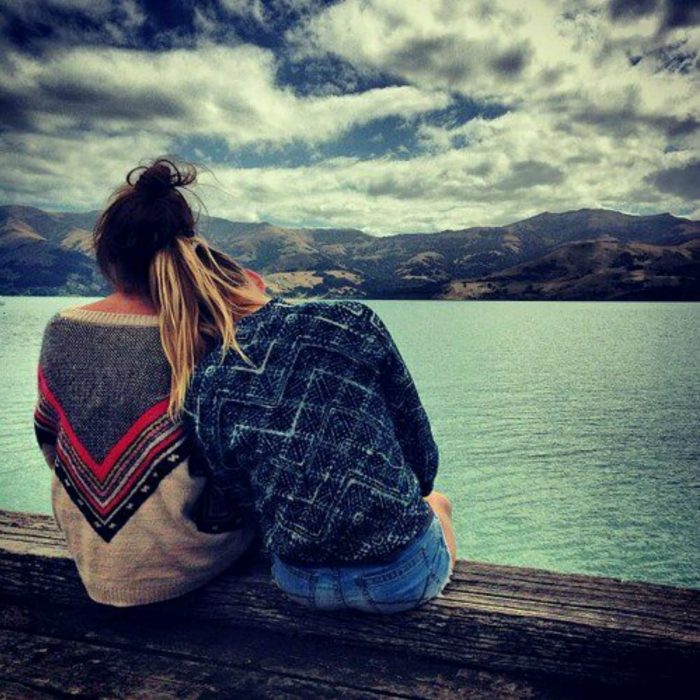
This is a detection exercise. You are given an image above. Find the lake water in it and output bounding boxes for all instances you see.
[1,296,698,589]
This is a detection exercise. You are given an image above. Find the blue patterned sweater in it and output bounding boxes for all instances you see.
[183,296,439,565]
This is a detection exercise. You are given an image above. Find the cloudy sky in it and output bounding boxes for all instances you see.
[1,0,698,234]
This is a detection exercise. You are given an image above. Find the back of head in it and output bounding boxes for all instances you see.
[94,158,197,291]
[93,157,270,418]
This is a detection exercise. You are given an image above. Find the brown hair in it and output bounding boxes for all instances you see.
[93,157,271,418]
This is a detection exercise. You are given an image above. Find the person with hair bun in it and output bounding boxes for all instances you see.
[34,157,456,612]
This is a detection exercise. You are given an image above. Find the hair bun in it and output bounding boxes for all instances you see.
[136,165,172,198]
[127,158,196,200]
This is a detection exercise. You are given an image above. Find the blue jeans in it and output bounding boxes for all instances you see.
[271,514,453,614]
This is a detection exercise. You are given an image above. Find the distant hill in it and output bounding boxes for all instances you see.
[443,237,700,301]
[1,205,698,300]
[0,207,104,295]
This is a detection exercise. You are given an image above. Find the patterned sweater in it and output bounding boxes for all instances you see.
[184,296,439,565]
[34,308,254,607]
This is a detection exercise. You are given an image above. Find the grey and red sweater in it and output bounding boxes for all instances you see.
[34,307,253,607]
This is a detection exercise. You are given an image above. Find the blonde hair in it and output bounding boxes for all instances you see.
[93,158,271,419]
[150,237,270,418]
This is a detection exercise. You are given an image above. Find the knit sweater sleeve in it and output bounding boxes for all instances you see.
[364,308,439,497]
[181,362,250,532]
[34,325,59,470]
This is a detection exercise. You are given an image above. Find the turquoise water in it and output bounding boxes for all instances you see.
[1,296,698,588]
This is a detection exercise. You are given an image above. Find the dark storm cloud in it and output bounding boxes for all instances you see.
[491,44,533,77]
[392,35,474,85]
[565,108,638,138]
[0,87,35,130]
[600,7,698,74]
[663,116,700,137]
[609,0,700,30]
[646,160,700,199]
[38,80,189,121]
[0,75,189,132]
[564,96,700,140]
[364,172,424,200]
[609,0,659,20]
[664,0,700,28]
[647,41,699,73]
[494,161,566,191]
[383,34,532,89]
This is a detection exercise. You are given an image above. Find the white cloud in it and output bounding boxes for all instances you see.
[2,43,449,146]
[0,39,449,221]
[220,0,267,24]
[292,0,698,120]
[1,0,698,232]
[0,130,172,210]
[190,92,698,235]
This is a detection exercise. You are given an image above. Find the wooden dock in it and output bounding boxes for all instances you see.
[0,509,698,698]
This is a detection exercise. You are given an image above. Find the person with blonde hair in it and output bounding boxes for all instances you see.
[34,157,456,612]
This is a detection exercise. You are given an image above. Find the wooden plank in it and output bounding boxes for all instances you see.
[0,510,66,560]
[449,566,700,619]
[0,598,577,700]
[0,627,386,700]
[0,680,58,699]
[3,509,697,629]
[0,548,694,688]
[1,510,698,690]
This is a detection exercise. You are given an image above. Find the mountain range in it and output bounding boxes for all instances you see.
[1,205,699,300]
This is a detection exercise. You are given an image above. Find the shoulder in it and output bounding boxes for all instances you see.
[40,306,89,339]
[280,299,395,350]
[318,300,393,343]
[37,312,72,379]
[184,300,387,412]
[282,298,381,329]
[38,312,63,349]
[42,311,63,330]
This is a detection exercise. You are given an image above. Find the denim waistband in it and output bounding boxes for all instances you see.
[274,511,437,571]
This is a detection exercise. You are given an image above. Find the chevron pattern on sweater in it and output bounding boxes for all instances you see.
[34,367,186,541]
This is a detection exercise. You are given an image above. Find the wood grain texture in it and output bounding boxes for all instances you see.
[0,509,698,698]
[1,598,581,700]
